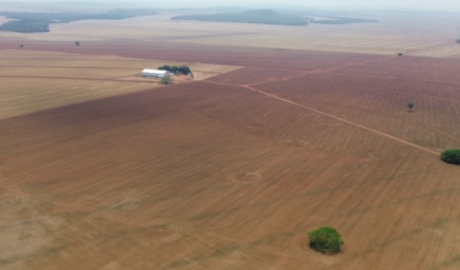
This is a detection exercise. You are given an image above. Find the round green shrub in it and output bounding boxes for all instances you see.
[308,227,344,254]
[441,149,460,165]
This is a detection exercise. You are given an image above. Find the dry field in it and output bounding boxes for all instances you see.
[0,12,459,57]
[0,7,460,270]
[0,44,459,270]
[0,49,239,119]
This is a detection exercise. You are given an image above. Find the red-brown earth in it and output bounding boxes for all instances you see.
[0,39,459,270]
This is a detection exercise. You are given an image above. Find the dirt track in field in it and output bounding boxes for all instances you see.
[205,53,460,148]
[1,35,460,270]
[243,76,460,145]
[204,76,441,156]
[242,84,439,155]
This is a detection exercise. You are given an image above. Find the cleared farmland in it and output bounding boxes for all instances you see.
[0,50,239,119]
[2,13,460,56]
[1,8,460,270]
[0,43,459,270]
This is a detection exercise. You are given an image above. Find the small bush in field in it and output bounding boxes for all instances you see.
[441,149,460,165]
[308,227,344,254]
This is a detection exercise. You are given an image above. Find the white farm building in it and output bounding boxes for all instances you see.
[141,69,170,78]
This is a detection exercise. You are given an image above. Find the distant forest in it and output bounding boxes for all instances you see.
[0,9,158,33]
[172,9,308,26]
[172,9,377,26]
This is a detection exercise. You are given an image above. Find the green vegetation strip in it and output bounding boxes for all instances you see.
[172,9,377,26]
[172,9,308,26]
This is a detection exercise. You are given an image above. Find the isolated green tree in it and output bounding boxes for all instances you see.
[160,76,171,85]
[408,102,414,112]
[308,227,344,254]
[441,149,460,165]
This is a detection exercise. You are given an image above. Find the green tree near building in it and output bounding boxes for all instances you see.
[160,76,171,85]
[158,65,191,75]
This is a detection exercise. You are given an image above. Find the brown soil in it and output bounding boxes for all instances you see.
[1,19,460,270]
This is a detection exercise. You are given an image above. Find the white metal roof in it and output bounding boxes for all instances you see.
[142,69,168,75]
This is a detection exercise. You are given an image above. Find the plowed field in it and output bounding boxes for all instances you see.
[0,43,459,270]
[2,8,460,268]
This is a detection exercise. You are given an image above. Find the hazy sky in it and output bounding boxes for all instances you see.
[2,0,460,12]
[185,0,460,11]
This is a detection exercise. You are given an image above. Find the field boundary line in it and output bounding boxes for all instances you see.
[206,81,440,155]
[0,74,155,84]
[249,77,460,143]
[243,84,439,155]
[303,72,460,103]
[0,65,229,75]
[328,71,460,87]
[299,97,460,145]
[405,42,457,56]
[245,84,439,155]
[244,55,396,87]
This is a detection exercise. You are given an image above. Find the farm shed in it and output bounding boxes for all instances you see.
[142,69,170,78]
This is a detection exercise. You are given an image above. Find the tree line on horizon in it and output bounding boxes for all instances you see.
[172,9,308,26]
[172,9,377,26]
[0,9,159,33]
